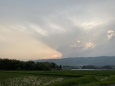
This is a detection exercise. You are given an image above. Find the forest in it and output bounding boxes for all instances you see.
[0,58,62,70]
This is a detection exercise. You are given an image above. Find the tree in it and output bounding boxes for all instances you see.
[102,65,112,69]
[0,58,61,71]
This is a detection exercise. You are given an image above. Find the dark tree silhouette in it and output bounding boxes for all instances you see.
[0,58,61,71]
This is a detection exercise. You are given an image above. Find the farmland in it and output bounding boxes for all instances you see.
[0,70,115,86]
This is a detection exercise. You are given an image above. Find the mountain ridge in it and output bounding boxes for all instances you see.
[36,56,115,66]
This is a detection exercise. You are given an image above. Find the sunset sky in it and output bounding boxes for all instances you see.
[0,0,115,60]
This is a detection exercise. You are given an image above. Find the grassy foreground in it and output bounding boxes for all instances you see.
[0,70,115,86]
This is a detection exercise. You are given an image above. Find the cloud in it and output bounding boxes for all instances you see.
[69,17,108,30]
[107,30,115,40]
[0,0,115,60]
[70,39,95,50]
[0,24,62,60]
[85,42,95,49]
[28,23,49,37]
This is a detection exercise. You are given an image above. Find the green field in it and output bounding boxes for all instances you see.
[0,70,115,86]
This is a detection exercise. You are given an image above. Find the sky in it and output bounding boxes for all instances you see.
[0,0,115,60]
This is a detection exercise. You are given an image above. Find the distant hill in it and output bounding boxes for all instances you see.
[36,56,115,66]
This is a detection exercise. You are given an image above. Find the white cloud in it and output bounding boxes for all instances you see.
[28,23,49,37]
[85,42,95,49]
[70,17,109,30]
[107,30,115,40]
[70,39,95,50]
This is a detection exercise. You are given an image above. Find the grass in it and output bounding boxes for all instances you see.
[0,76,63,86]
[0,71,25,81]
[0,70,115,86]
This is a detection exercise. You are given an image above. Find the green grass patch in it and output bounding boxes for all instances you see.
[1,70,115,86]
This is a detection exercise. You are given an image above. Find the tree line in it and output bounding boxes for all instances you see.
[0,58,62,70]
[81,65,113,69]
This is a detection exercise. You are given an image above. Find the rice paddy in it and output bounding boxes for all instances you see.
[0,70,115,86]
